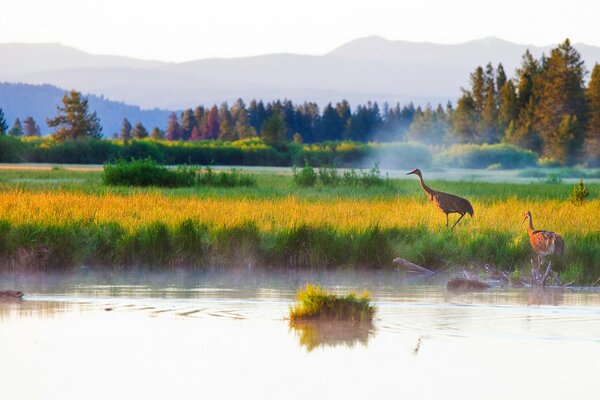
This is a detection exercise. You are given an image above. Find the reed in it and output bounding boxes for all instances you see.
[289,284,375,322]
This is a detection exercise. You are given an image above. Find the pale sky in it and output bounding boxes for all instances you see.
[0,0,597,62]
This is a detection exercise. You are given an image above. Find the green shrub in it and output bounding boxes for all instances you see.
[103,159,196,187]
[342,163,389,188]
[293,162,318,187]
[196,166,256,187]
[435,143,538,169]
[318,165,341,187]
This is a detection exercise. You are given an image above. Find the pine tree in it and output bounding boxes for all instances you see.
[535,39,587,163]
[261,113,286,149]
[496,63,507,92]
[150,127,164,140]
[190,126,201,141]
[132,122,148,139]
[320,103,343,141]
[470,66,486,113]
[480,85,498,142]
[0,108,8,135]
[585,64,600,165]
[47,90,102,140]
[165,112,182,141]
[201,105,220,140]
[23,116,41,136]
[549,115,581,165]
[451,93,479,143]
[9,118,23,137]
[497,80,518,135]
[120,118,132,140]
[180,109,196,141]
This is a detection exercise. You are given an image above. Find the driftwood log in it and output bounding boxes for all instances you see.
[393,258,435,275]
[0,290,24,300]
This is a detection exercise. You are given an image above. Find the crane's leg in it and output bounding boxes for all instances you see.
[446,213,449,228]
[450,213,465,230]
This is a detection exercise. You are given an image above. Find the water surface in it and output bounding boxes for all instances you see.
[2,270,599,399]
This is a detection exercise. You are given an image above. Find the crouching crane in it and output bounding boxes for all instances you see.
[523,211,564,286]
[407,168,474,229]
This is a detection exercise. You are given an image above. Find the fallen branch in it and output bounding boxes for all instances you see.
[393,258,435,275]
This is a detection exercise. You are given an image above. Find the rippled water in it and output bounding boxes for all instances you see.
[2,270,600,399]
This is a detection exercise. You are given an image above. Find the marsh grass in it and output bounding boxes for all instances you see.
[289,284,375,322]
[0,168,599,281]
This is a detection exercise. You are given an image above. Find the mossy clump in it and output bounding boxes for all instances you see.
[289,284,375,322]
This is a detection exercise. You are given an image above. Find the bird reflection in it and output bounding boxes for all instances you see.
[289,320,376,352]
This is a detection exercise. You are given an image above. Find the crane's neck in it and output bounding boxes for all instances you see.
[416,174,434,199]
[527,215,535,234]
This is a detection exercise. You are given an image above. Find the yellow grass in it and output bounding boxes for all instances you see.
[0,189,597,235]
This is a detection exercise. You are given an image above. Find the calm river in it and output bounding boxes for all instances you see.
[1,270,599,399]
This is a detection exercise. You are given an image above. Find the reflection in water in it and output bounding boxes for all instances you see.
[527,287,564,306]
[290,320,376,351]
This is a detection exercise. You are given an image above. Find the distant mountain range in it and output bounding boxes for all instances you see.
[0,83,169,136]
[1,36,600,134]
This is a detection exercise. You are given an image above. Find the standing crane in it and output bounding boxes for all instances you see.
[523,211,564,285]
[407,168,474,229]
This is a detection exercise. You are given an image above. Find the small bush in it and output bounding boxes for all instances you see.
[293,162,318,187]
[318,166,341,187]
[196,166,256,187]
[342,163,389,188]
[569,179,590,205]
[289,284,375,322]
[103,159,196,187]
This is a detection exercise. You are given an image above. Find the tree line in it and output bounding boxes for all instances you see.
[1,38,599,166]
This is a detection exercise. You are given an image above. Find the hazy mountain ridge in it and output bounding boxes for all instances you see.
[2,37,600,111]
[0,82,169,136]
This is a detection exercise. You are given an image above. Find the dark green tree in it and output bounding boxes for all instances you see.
[585,64,600,165]
[451,93,479,143]
[260,112,286,149]
[496,63,507,92]
[0,108,7,135]
[120,118,132,140]
[181,109,196,141]
[47,90,102,140]
[534,39,587,163]
[9,118,23,137]
[497,80,518,135]
[470,66,486,113]
[132,122,149,139]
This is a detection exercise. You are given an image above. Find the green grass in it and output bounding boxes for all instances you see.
[1,167,599,202]
[289,284,375,322]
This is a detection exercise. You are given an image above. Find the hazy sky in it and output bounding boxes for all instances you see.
[1,0,597,62]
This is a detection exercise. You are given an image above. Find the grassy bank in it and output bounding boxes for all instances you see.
[0,178,598,282]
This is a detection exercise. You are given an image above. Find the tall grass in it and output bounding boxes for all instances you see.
[0,188,598,281]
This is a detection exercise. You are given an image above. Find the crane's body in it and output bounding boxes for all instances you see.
[407,168,474,229]
[523,211,564,260]
[523,211,564,286]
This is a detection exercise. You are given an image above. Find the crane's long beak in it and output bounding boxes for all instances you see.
[406,171,414,176]
[522,216,527,223]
